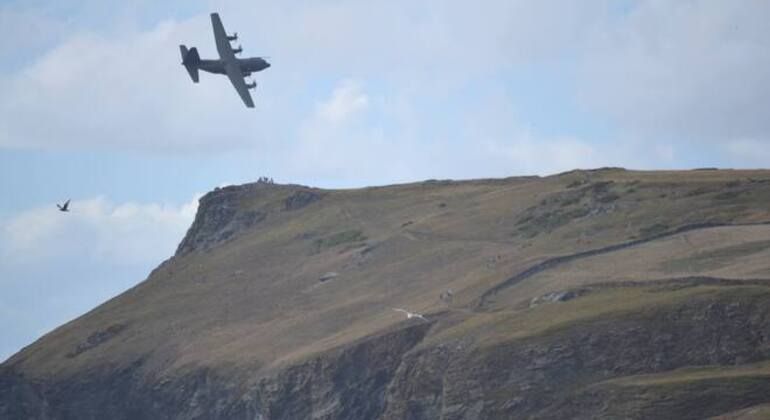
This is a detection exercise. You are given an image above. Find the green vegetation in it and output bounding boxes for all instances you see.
[639,222,669,237]
[516,206,591,238]
[515,180,626,237]
[311,229,366,253]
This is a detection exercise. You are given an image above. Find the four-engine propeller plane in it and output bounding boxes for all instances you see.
[180,13,270,108]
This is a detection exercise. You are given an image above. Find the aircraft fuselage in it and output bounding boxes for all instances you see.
[198,57,270,76]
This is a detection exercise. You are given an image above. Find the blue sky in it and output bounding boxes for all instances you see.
[1,0,769,361]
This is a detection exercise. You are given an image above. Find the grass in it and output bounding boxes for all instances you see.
[661,239,770,273]
[311,229,367,254]
[713,403,770,419]
[11,168,770,384]
[714,190,748,201]
[516,206,591,237]
[639,222,669,237]
[429,285,767,349]
[606,361,770,387]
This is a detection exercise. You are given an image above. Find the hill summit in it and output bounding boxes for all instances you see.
[4,168,770,419]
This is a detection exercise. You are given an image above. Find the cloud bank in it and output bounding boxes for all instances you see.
[0,195,198,361]
[2,1,767,176]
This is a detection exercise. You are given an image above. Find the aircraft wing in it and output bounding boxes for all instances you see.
[225,64,255,108]
[211,13,235,61]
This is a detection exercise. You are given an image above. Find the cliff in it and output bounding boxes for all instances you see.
[4,169,770,419]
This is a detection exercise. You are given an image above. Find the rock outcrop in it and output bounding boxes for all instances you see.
[176,183,322,255]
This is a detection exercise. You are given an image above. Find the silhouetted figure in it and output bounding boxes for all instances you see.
[57,199,70,212]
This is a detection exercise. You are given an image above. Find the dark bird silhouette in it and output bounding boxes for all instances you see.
[57,199,70,212]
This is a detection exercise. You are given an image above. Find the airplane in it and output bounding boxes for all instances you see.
[57,199,70,212]
[180,13,270,108]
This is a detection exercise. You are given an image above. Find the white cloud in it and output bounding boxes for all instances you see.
[0,1,609,157]
[0,5,69,67]
[316,80,368,124]
[0,14,282,154]
[1,0,769,173]
[1,195,198,266]
[578,1,770,144]
[289,79,621,185]
[457,90,609,176]
[0,194,199,362]
[291,79,406,185]
[725,139,770,165]
[483,135,600,176]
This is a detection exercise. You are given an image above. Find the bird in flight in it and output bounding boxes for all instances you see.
[57,199,70,212]
[392,308,428,322]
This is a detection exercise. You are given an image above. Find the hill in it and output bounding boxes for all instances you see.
[3,168,770,419]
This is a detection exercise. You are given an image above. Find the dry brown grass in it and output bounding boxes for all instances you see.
[9,169,770,383]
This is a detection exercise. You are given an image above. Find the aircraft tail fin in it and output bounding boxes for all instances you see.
[179,45,200,83]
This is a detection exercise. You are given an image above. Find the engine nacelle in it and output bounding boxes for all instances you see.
[227,32,238,41]
[246,81,257,89]
[232,45,243,54]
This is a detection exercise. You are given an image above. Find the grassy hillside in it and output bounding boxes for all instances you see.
[4,168,770,419]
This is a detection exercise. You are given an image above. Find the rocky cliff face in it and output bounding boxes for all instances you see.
[4,169,770,419]
[176,183,323,255]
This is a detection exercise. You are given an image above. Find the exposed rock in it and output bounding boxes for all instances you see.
[283,190,322,211]
[529,289,585,307]
[67,323,127,358]
[386,292,770,419]
[319,272,339,282]
[514,181,622,238]
[175,181,319,255]
[2,323,431,420]
[176,186,268,255]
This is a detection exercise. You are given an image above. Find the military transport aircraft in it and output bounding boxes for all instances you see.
[180,13,271,108]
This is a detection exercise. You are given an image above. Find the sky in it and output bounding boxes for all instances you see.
[1,0,769,361]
